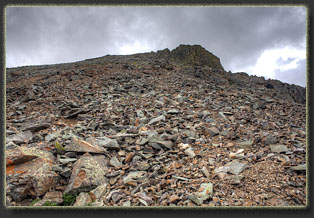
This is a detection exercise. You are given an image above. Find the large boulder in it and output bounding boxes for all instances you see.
[64,153,108,195]
[6,145,59,202]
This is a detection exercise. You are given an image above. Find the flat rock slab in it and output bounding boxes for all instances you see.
[148,115,165,125]
[167,109,180,114]
[290,164,306,171]
[6,145,39,166]
[22,122,51,133]
[225,160,249,175]
[6,130,33,145]
[237,140,253,149]
[90,137,120,151]
[65,137,107,154]
[270,144,289,153]
[64,153,108,195]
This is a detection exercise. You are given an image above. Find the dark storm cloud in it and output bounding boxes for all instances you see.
[6,6,306,87]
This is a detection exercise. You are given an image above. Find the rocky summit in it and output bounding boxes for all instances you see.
[5,44,306,207]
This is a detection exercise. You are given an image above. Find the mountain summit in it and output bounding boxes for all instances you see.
[156,44,224,70]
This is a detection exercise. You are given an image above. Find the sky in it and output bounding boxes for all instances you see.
[5,6,307,87]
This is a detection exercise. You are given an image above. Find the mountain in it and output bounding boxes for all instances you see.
[5,45,306,207]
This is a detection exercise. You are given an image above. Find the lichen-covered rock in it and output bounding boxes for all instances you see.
[6,146,59,202]
[73,192,92,206]
[64,153,108,195]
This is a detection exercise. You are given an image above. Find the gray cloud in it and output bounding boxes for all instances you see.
[274,59,306,87]
[6,6,306,87]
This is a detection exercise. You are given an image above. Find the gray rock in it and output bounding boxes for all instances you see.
[24,122,51,134]
[290,164,306,171]
[226,160,248,175]
[139,198,149,206]
[123,200,131,206]
[111,191,125,203]
[189,195,203,206]
[219,112,229,121]
[60,168,72,178]
[228,175,243,185]
[196,183,213,201]
[219,129,228,136]
[183,130,197,139]
[270,144,289,153]
[95,137,120,150]
[59,158,77,165]
[265,134,277,145]
[201,167,210,178]
[123,171,147,184]
[52,165,63,172]
[148,115,166,125]
[136,110,145,118]
[64,152,77,158]
[184,148,196,158]
[167,108,180,114]
[91,201,104,206]
[6,141,18,149]
[6,130,33,145]
[199,110,211,119]
[45,133,58,142]
[157,140,173,149]
[237,140,253,149]
[109,156,122,168]
[207,127,220,136]
[136,161,150,171]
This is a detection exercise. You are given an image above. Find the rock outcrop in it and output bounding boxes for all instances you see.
[157,44,224,70]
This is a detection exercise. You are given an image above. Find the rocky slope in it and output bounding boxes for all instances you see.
[5,45,306,207]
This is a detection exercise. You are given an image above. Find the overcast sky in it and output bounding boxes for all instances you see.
[6,6,306,87]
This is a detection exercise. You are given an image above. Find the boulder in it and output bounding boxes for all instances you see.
[64,153,108,195]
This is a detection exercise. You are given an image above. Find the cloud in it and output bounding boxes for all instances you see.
[5,6,306,86]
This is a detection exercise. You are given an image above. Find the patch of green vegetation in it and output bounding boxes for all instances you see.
[63,193,77,206]
[30,198,41,206]
[55,141,64,152]
[85,202,93,206]
[42,201,58,206]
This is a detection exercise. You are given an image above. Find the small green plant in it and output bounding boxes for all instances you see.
[30,198,41,206]
[63,193,77,206]
[85,202,93,206]
[42,201,58,206]
[55,141,65,153]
